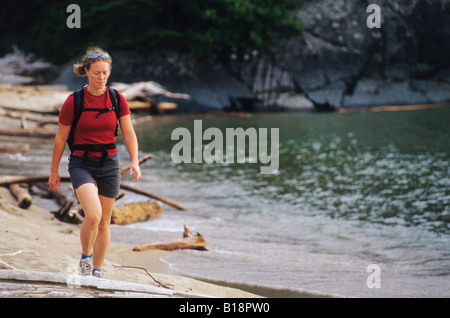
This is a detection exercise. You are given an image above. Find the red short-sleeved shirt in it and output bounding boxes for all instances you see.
[59,87,131,157]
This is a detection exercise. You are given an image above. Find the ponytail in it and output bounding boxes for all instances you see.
[73,62,86,77]
[73,47,112,77]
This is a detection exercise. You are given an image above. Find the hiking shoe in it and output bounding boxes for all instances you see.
[79,257,93,276]
[92,269,103,278]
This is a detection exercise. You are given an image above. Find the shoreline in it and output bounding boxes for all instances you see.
[0,186,261,298]
[109,225,334,298]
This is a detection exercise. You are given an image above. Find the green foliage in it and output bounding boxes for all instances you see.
[1,0,303,65]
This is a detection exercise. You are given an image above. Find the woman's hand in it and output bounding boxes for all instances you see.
[48,171,61,192]
[129,161,141,182]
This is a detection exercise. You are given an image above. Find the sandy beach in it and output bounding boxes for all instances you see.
[0,185,261,298]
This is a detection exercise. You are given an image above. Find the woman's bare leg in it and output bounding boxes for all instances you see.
[92,195,115,270]
[76,183,102,256]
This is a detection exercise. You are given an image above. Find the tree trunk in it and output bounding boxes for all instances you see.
[120,153,153,175]
[0,142,30,153]
[133,225,210,252]
[111,200,163,225]
[0,175,70,186]
[119,183,188,211]
[51,183,84,224]
[9,183,32,209]
[0,128,56,138]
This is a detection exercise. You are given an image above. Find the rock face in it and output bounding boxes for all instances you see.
[49,0,450,111]
[271,0,450,109]
[108,51,258,112]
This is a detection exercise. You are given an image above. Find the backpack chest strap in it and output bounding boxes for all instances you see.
[83,107,116,118]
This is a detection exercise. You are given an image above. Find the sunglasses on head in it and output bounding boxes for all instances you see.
[86,53,110,61]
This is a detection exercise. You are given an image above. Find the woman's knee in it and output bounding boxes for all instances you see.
[84,211,101,226]
[98,218,110,233]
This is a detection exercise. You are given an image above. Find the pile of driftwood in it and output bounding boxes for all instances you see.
[0,173,209,252]
[0,100,58,154]
[0,152,212,252]
[0,154,186,220]
[0,82,192,146]
[0,154,185,225]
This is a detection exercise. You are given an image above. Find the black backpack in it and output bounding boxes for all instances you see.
[67,86,121,165]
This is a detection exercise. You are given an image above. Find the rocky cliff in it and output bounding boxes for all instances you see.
[21,0,450,112]
[119,0,450,112]
[270,0,450,110]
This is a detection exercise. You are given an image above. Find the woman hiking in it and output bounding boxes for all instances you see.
[48,47,141,277]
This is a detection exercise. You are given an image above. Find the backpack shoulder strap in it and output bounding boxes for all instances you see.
[108,87,121,136]
[67,87,85,152]
[108,87,120,115]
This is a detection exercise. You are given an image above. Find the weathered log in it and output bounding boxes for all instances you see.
[111,200,163,225]
[112,81,191,101]
[338,103,450,113]
[0,176,83,224]
[120,153,154,175]
[25,182,82,224]
[127,101,152,111]
[0,108,59,125]
[52,200,84,224]
[0,174,187,212]
[9,183,32,209]
[119,183,188,211]
[0,127,56,138]
[133,225,210,252]
[157,102,177,110]
[0,175,70,187]
[0,105,60,116]
[0,142,30,153]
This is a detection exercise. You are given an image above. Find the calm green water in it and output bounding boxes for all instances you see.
[134,108,450,234]
[117,108,449,297]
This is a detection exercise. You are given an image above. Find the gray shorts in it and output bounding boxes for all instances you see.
[68,155,121,199]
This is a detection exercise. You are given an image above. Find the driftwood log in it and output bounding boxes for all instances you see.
[0,175,70,186]
[52,200,84,224]
[111,200,163,225]
[0,142,30,153]
[0,127,56,138]
[338,103,450,113]
[0,108,59,126]
[112,81,191,101]
[51,183,83,224]
[0,172,187,211]
[112,81,191,114]
[9,183,32,209]
[133,225,210,252]
[0,175,187,211]
[119,183,188,211]
[0,151,187,224]
[120,153,153,175]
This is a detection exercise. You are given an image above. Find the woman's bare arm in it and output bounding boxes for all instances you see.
[49,123,71,192]
[119,114,141,182]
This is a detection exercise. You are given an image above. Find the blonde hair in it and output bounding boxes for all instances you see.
[73,47,112,77]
